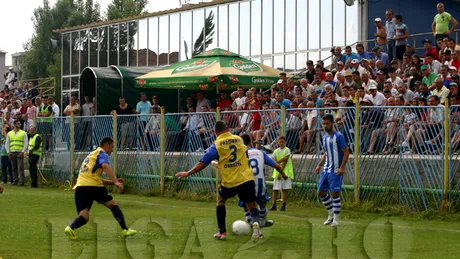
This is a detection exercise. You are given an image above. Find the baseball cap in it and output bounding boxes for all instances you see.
[372,46,381,52]
[351,59,359,64]
[369,84,378,90]
[421,64,429,70]
[452,74,460,80]
[449,82,458,88]
[449,66,457,71]
[374,17,382,22]
[444,50,452,55]
[336,61,344,66]
[422,39,431,44]
[376,70,385,75]
[344,70,353,77]
[277,79,283,84]
[414,81,423,86]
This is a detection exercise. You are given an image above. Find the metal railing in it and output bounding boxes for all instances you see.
[27,104,460,212]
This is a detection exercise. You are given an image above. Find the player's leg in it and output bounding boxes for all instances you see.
[280,189,288,211]
[318,173,334,225]
[100,188,137,237]
[65,187,92,240]
[270,179,280,210]
[238,200,252,224]
[329,173,343,227]
[215,191,229,240]
[239,181,262,242]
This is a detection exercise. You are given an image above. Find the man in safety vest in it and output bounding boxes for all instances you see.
[5,119,29,186]
[26,126,41,188]
[37,96,53,151]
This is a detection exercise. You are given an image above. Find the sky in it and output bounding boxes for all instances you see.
[0,0,183,65]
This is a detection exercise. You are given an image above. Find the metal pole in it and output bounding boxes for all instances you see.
[354,103,361,203]
[70,113,75,186]
[160,107,165,194]
[281,105,286,136]
[443,100,450,210]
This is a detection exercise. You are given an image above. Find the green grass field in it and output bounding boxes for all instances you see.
[1,186,460,259]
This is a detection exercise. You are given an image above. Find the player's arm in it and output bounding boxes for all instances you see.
[102,163,123,190]
[337,135,349,176]
[176,144,218,179]
[449,16,458,34]
[315,153,327,174]
[264,151,288,180]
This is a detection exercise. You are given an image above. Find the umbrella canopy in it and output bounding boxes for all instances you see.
[135,48,286,90]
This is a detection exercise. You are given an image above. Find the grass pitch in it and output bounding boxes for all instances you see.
[0,186,459,259]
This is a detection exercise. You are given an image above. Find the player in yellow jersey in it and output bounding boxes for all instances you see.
[64,137,137,240]
[176,121,263,242]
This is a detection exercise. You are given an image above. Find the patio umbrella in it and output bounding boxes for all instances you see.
[135,48,287,90]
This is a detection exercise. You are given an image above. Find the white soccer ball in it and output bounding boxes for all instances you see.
[232,220,251,236]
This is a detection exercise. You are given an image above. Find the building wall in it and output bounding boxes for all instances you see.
[367,0,460,47]
[0,53,5,86]
[59,0,360,111]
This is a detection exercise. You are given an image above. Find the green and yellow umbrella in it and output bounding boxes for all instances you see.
[135,48,286,90]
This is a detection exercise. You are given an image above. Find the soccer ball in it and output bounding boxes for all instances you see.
[232,220,251,236]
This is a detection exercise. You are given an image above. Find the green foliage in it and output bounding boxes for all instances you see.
[192,11,216,57]
[21,0,101,82]
[106,0,149,20]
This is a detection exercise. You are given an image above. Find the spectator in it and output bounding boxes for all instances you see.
[451,47,460,71]
[25,83,39,101]
[19,99,28,115]
[15,86,25,98]
[401,53,413,80]
[315,65,326,81]
[151,96,161,110]
[176,106,203,151]
[448,82,458,102]
[374,18,388,53]
[5,119,28,186]
[49,96,59,118]
[406,44,416,56]
[361,72,377,92]
[81,96,94,150]
[3,67,17,90]
[350,59,367,75]
[310,90,324,108]
[422,65,439,90]
[423,39,440,62]
[274,92,291,109]
[25,126,41,188]
[385,9,396,62]
[185,96,195,110]
[397,83,415,104]
[145,107,161,151]
[439,65,452,86]
[63,96,80,116]
[368,85,387,106]
[387,67,403,87]
[432,3,458,41]
[355,44,372,62]
[136,92,151,150]
[394,14,409,67]
[373,46,389,67]
[332,46,347,68]
[217,92,232,110]
[452,74,460,86]
[305,60,316,83]
[297,101,318,154]
[419,83,433,99]
[195,91,211,113]
[352,71,363,88]
[432,77,450,104]
[26,99,36,123]
[425,53,442,74]
[0,135,13,185]
[415,95,444,154]
[316,60,330,73]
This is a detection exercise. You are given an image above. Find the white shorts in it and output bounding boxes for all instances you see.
[273,178,292,190]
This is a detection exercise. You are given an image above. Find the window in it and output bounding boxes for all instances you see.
[262,0,273,55]
[274,55,284,71]
[346,4,359,45]
[63,33,71,75]
[218,5,228,50]
[296,0,307,51]
[333,0,346,47]
[239,2,250,56]
[321,0,332,49]
[308,0,319,50]
[285,0,296,52]
[119,23,128,66]
[149,17,159,66]
[251,0,261,56]
[80,30,89,72]
[108,24,119,66]
[71,76,79,90]
[159,16,169,65]
[89,28,98,67]
[193,9,205,57]
[273,0,284,54]
[285,54,295,72]
[129,21,139,66]
[170,14,180,64]
[297,53,307,71]
[62,77,71,91]
[181,12,192,61]
[99,26,108,67]
[205,8,217,50]
[71,32,79,74]
[138,19,148,66]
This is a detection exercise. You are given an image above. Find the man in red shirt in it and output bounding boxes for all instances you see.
[216,92,232,110]
[451,47,460,72]
[423,39,440,63]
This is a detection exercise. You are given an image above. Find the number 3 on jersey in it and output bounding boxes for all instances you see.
[249,158,259,176]
[229,145,237,162]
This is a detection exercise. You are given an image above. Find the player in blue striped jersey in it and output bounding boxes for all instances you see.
[315,114,349,227]
[213,134,287,228]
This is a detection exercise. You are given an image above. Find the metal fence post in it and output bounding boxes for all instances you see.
[70,113,75,186]
[354,103,361,204]
[281,106,286,136]
[112,113,117,177]
[443,100,450,210]
[215,107,221,200]
[160,108,165,195]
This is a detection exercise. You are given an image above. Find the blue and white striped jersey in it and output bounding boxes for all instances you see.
[322,131,348,174]
[247,148,276,197]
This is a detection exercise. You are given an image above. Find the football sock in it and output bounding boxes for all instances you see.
[259,208,266,220]
[321,194,333,215]
[244,211,253,224]
[110,205,128,230]
[216,205,226,233]
[69,216,87,230]
[250,208,260,225]
[332,196,341,220]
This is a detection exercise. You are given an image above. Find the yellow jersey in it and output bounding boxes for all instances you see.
[73,147,110,189]
[200,132,253,188]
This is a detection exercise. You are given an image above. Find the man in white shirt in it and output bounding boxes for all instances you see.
[195,91,211,112]
[361,72,377,92]
[350,59,367,75]
[397,83,415,104]
[368,85,387,106]
[235,87,246,108]
[49,96,60,117]
[387,67,404,87]
[334,61,346,81]
[4,67,17,90]
[425,53,442,74]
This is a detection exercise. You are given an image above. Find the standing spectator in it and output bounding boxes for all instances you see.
[3,67,17,90]
[37,97,52,151]
[373,46,389,68]
[5,119,28,186]
[63,96,80,116]
[185,96,194,110]
[332,47,347,68]
[385,9,396,62]
[136,92,151,151]
[81,96,94,150]
[26,99,36,124]
[26,126,41,188]
[423,39,440,62]
[432,3,458,41]
[305,60,316,83]
[0,136,12,184]
[63,96,81,149]
[151,96,161,110]
[374,18,387,53]
[49,96,60,118]
[394,14,409,68]
[195,92,211,113]
[112,97,136,150]
[19,99,28,114]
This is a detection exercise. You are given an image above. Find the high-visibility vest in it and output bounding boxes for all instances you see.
[8,130,25,151]
[272,147,294,179]
[28,134,42,156]
[40,105,52,122]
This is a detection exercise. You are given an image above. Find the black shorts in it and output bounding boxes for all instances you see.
[38,122,52,135]
[219,180,257,203]
[74,186,113,213]
[395,45,406,60]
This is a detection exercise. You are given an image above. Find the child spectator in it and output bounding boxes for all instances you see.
[0,136,13,184]
[270,136,294,211]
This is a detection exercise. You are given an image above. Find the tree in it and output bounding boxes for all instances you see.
[192,11,215,57]
[106,0,148,20]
